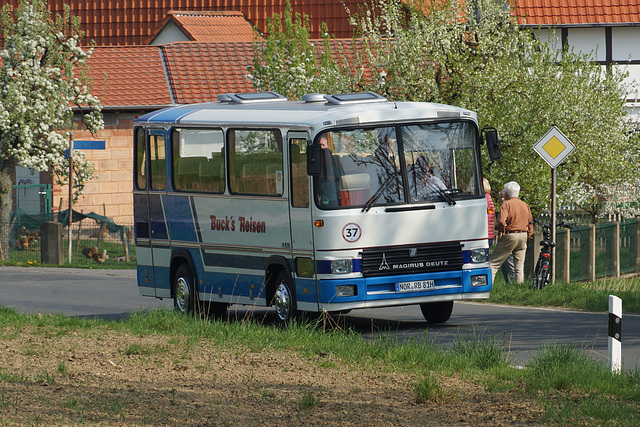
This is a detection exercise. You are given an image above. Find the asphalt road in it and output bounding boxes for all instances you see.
[1,266,639,370]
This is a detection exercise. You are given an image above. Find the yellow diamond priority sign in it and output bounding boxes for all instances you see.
[533,126,575,168]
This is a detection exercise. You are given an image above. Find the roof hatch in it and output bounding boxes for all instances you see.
[217,92,287,104]
[324,92,387,105]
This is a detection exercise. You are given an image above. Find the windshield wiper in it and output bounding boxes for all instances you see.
[362,171,399,212]
[436,188,457,206]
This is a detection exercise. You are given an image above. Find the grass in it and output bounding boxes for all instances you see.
[413,372,445,403]
[1,307,639,425]
[486,274,640,313]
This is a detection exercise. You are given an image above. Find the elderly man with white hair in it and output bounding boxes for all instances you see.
[490,181,533,284]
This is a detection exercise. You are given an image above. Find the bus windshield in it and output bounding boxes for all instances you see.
[315,121,481,209]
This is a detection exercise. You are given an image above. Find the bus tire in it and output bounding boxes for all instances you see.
[174,263,197,315]
[419,301,453,324]
[273,270,297,325]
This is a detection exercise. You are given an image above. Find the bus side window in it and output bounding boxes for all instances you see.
[150,134,166,191]
[172,128,224,193]
[134,127,147,190]
[230,129,283,195]
[290,139,309,207]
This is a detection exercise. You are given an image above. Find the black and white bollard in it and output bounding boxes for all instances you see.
[608,295,622,373]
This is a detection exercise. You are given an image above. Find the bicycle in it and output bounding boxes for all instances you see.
[530,218,573,290]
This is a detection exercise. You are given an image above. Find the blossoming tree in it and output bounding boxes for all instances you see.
[0,0,103,259]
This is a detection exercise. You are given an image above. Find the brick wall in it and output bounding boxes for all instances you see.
[55,112,140,225]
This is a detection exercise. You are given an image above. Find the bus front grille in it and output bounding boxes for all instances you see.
[361,242,463,277]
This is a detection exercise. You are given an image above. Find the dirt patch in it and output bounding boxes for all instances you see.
[0,328,547,426]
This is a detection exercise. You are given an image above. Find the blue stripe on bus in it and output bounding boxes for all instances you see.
[316,268,491,304]
[142,107,194,123]
[294,278,318,304]
[190,196,204,242]
[316,259,363,274]
[149,194,168,240]
[315,252,485,275]
[198,272,318,305]
[461,249,488,263]
[201,249,266,270]
[164,195,198,242]
[200,271,267,301]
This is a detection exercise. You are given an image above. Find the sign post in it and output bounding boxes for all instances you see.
[533,126,575,283]
[64,139,106,264]
[66,135,74,263]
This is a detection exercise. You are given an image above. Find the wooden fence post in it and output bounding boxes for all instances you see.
[637,220,640,273]
[563,227,571,283]
[590,224,596,282]
[614,221,620,279]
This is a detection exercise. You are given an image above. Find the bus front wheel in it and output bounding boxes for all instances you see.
[273,271,297,325]
[174,263,197,314]
[419,301,453,324]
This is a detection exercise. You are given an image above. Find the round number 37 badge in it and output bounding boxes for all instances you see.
[342,223,362,243]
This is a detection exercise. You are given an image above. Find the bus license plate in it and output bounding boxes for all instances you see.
[396,280,435,293]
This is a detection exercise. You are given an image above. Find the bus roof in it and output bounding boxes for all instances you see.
[134,92,478,131]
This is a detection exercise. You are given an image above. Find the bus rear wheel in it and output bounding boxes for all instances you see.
[174,263,197,315]
[419,301,453,324]
[273,271,297,325]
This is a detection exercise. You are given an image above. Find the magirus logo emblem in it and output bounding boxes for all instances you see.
[409,248,418,257]
[379,253,390,270]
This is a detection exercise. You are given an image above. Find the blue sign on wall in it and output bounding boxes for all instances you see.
[74,140,105,150]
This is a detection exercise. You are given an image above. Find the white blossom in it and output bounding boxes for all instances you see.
[0,0,104,251]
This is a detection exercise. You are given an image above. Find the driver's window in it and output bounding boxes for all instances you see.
[290,138,309,207]
[315,128,403,209]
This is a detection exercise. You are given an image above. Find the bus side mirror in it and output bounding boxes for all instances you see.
[307,145,322,176]
[483,128,501,161]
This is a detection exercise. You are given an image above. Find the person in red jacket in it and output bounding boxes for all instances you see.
[490,181,533,284]
[484,178,495,245]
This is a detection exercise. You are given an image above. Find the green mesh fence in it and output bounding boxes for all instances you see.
[596,222,616,278]
[553,228,567,282]
[1,212,135,268]
[569,225,592,282]
[620,219,639,275]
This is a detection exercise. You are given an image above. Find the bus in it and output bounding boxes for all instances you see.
[133,91,501,324]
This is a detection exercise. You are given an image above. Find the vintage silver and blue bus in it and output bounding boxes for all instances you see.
[133,92,500,323]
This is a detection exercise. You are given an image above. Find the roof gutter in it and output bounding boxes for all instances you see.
[72,104,177,112]
[523,22,640,29]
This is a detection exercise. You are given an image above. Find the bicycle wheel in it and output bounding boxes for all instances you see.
[532,259,543,290]
[534,261,549,290]
[539,263,550,289]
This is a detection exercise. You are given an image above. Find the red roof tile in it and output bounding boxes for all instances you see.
[85,39,369,108]
[2,1,639,46]
[162,42,255,104]
[0,0,360,46]
[147,10,255,44]
[86,46,173,108]
[515,0,640,26]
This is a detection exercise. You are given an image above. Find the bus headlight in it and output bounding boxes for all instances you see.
[470,248,488,263]
[471,275,488,287]
[331,259,352,274]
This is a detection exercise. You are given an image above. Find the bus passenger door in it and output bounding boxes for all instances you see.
[148,129,171,298]
[288,132,317,311]
[133,127,155,297]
